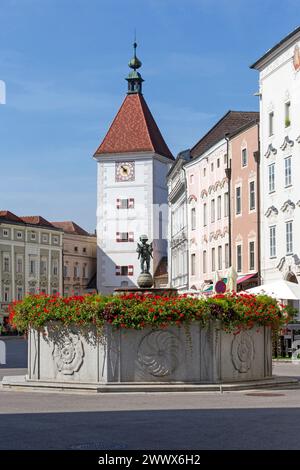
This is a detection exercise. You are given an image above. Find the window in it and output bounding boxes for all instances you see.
[17,287,23,301]
[269,111,274,136]
[74,265,80,278]
[190,174,194,184]
[217,196,221,220]
[284,157,292,187]
[285,101,291,127]
[211,199,215,223]
[16,256,23,274]
[237,245,242,272]
[286,221,293,255]
[225,243,229,269]
[52,260,58,276]
[203,167,206,177]
[116,198,134,209]
[3,255,10,272]
[4,287,10,303]
[218,246,222,270]
[203,203,207,226]
[268,163,275,192]
[224,154,227,166]
[74,246,78,252]
[191,254,196,276]
[269,226,276,258]
[203,250,207,273]
[3,229,8,237]
[191,208,196,230]
[224,192,229,217]
[83,247,86,253]
[40,258,47,275]
[29,259,36,276]
[249,241,255,270]
[42,234,48,243]
[242,148,247,167]
[236,187,241,215]
[249,181,255,211]
[31,232,36,241]
[116,232,134,242]
[17,231,22,239]
[83,265,87,279]
[53,236,59,244]
[217,158,220,168]
[116,265,134,276]
[64,265,68,277]
[211,248,215,272]
[211,162,214,172]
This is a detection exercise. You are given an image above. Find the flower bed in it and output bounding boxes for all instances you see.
[9,291,292,334]
[7,292,293,386]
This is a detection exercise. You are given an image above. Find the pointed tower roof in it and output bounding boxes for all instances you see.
[94,43,173,160]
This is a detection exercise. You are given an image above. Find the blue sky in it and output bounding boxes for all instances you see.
[0,0,299,231]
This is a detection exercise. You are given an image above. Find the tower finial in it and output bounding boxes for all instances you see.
[126,38,144,94]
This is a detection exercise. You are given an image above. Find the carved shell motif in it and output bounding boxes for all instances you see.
[231,331,254,373]
[137,331,180,377]
[53,333,84,375]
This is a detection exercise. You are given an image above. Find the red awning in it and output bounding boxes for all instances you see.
[237,273,258,284]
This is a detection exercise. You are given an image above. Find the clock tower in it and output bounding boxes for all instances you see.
[94,44,174,294]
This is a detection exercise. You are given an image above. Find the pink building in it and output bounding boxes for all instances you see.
[184,111,258,291]
[229,119,260,290]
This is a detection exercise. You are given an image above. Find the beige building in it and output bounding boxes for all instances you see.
[51,221,97,296]
[0,211,63,325]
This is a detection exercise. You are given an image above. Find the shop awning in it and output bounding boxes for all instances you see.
[247,280,300,300]
[237,273,258,284]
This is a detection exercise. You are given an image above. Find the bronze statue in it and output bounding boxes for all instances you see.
[136,235,153,274]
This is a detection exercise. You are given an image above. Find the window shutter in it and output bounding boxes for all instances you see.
[115,265,121,276]
[116,199,121,209]
[128,198,134,209]
[128,232,134,242]
[116,232,120,242]
[128,265,134,276]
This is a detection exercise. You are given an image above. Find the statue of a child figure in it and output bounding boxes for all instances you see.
[136,235,153,274]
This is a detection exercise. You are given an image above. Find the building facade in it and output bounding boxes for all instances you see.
[167,150,190,291]
[184,111,258,291]
[0,211,63,325]
[229,120,260,290]
[94,44,173,294]
[51,221,97,296]
[251,28,300,288]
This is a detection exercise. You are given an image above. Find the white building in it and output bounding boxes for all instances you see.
[93,44,174,294]
[167,150,189,291]
[251,27,300,289]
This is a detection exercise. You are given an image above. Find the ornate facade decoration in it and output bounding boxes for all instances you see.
[280,136,294,150]
[265,206,279,217]
[264,143,277,158]
[231,331,255,373]
[53,333,84,375]
[280,199,295,212]
[188,194,197,203]
[277,257,286,271]
[200,189,208,198]
[137,330,180,377]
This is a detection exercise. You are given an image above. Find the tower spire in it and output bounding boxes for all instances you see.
[126,40,144,94]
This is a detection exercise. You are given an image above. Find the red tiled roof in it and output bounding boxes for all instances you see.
[190,111,259,158]
[94,93,174,160]
[0,210,23,223]
[20,216,54,228]
[51,221,90,236]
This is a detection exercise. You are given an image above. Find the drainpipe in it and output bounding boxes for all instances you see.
[224,134,232,267]
[254,120,261,285]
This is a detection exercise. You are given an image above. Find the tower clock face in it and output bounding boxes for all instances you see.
[115,161,135,182]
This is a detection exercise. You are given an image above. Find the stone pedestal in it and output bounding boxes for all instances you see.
[137,272,153,288]
[26,322,272,385]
